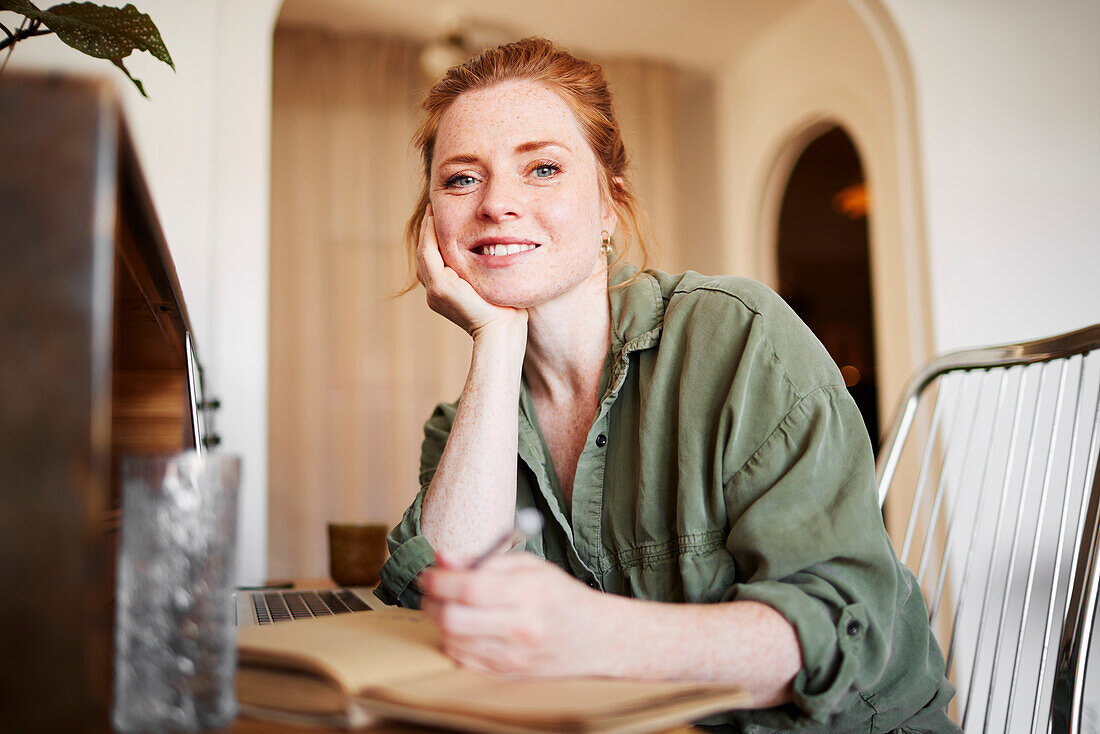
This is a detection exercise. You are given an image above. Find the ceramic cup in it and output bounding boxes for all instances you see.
[327,522,389,587]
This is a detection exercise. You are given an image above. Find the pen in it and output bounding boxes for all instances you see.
[468,508,545,568]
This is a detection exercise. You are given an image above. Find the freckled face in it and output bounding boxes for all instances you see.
[429,80,617,309]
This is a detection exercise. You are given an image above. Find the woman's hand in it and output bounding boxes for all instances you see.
[418,552,616,677]
[416,205,527,340]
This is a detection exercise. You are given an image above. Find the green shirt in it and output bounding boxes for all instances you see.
[377,265,958,733]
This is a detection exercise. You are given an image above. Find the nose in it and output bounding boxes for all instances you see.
[476,176,522,222]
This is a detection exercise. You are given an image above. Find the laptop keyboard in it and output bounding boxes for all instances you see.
[252,589,372,625]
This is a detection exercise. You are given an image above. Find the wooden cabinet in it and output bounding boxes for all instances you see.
[1,74,203,733]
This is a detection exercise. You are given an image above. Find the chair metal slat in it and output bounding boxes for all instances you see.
[1050,379,1100,734]
[901,376,957,561]
[1006,360,1071,724]
[929,368,1010,624]
[916,371,987,586]
[981,363,1050,734]
[960,365,1038,730]
[879,394,923,505]
[1030,354,1088,734]
[954,365,1030,720]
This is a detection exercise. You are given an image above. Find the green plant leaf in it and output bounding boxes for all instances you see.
[40,2,173,69]
[111,56,145,97]
[0,2,172,98]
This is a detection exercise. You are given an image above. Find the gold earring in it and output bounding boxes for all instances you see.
[600,230,612,256]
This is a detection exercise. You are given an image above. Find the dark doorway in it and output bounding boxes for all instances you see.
[776,126,880,450]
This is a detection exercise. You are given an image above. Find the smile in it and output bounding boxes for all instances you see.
[475,243,538,256]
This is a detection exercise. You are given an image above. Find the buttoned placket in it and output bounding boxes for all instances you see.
[513,269,666,591]
[517,325,662,592]
[516,390,600,586]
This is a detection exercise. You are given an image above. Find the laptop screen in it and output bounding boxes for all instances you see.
[185,332,204,454]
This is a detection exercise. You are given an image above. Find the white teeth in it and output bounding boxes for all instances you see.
[480,243,536,256]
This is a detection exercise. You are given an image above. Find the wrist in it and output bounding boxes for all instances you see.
[471,314,528,358]
[577,588,635,677]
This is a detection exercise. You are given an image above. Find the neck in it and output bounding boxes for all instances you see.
[522,266,611,404]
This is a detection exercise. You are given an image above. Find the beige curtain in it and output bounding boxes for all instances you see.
[269,29,471,578]
[601,60,722,276]
[268,28,718,578]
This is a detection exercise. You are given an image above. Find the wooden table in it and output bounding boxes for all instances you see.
[230,716,698,734]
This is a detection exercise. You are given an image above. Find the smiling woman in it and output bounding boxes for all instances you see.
[427,80,614,309]
[377,37,960,733]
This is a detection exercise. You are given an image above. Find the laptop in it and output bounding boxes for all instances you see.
[235,586,384,626]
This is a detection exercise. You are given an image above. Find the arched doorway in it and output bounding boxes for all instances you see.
[775,126,880,450]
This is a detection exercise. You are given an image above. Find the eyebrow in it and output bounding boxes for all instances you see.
[437,153,480,168]
[436,140,571,170]
[515,140,570,154]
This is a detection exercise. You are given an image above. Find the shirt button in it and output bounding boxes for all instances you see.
[846,621,861,636]
[595,434,607,447]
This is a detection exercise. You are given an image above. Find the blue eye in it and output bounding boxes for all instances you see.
[533,163,560,178]
[446,174,477,187]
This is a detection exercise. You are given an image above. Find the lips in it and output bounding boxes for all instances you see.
[477,243,537,256]
[470,238,540,257]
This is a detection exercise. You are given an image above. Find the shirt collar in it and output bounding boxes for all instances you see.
[607,261,665,356]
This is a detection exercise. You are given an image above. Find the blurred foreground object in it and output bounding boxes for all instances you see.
[113,452,241,733]
[0,74,206,732]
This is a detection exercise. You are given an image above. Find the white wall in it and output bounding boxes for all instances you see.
[7,0,280,585]
[715,0,932,429]
[880,0,1100,352]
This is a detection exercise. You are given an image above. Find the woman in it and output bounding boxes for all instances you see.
[377,38,958,733]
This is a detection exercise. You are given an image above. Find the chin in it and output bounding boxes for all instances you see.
[474,283,544,310]
[469,263,606,310]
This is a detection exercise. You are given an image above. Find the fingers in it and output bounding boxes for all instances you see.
[420,564,498,606]
[412,204,484,332]
[420,553,541,606]
[415,204,445,289]
[423,595,533,638]
[443,633,532,675]
[434,550,473,570]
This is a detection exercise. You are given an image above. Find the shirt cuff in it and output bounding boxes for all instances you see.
[375,534,435,608]
[722,580,873,727]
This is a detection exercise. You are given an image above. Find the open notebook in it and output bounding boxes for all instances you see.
[236,607,752,732]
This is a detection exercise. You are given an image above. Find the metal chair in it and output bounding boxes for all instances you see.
[876,324,1100,733]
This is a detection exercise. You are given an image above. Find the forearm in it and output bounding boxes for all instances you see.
[590,594,802,707]
[420,324,527,556]
[420,554,803,708]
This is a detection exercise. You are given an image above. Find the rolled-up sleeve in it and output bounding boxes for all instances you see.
[375,401,457,608]
[718,386,947,730]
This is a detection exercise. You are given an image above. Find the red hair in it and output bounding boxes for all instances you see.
[403,37,654,288]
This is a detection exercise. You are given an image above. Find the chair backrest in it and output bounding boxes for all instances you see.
[875,324,1100,734]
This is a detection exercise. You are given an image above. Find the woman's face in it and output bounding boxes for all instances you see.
[428,80,617,309]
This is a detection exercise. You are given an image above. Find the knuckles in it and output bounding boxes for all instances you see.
[435,603,461,632]
[459,574,497,604]
[512,615,549,648]
[493,646,534,674]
